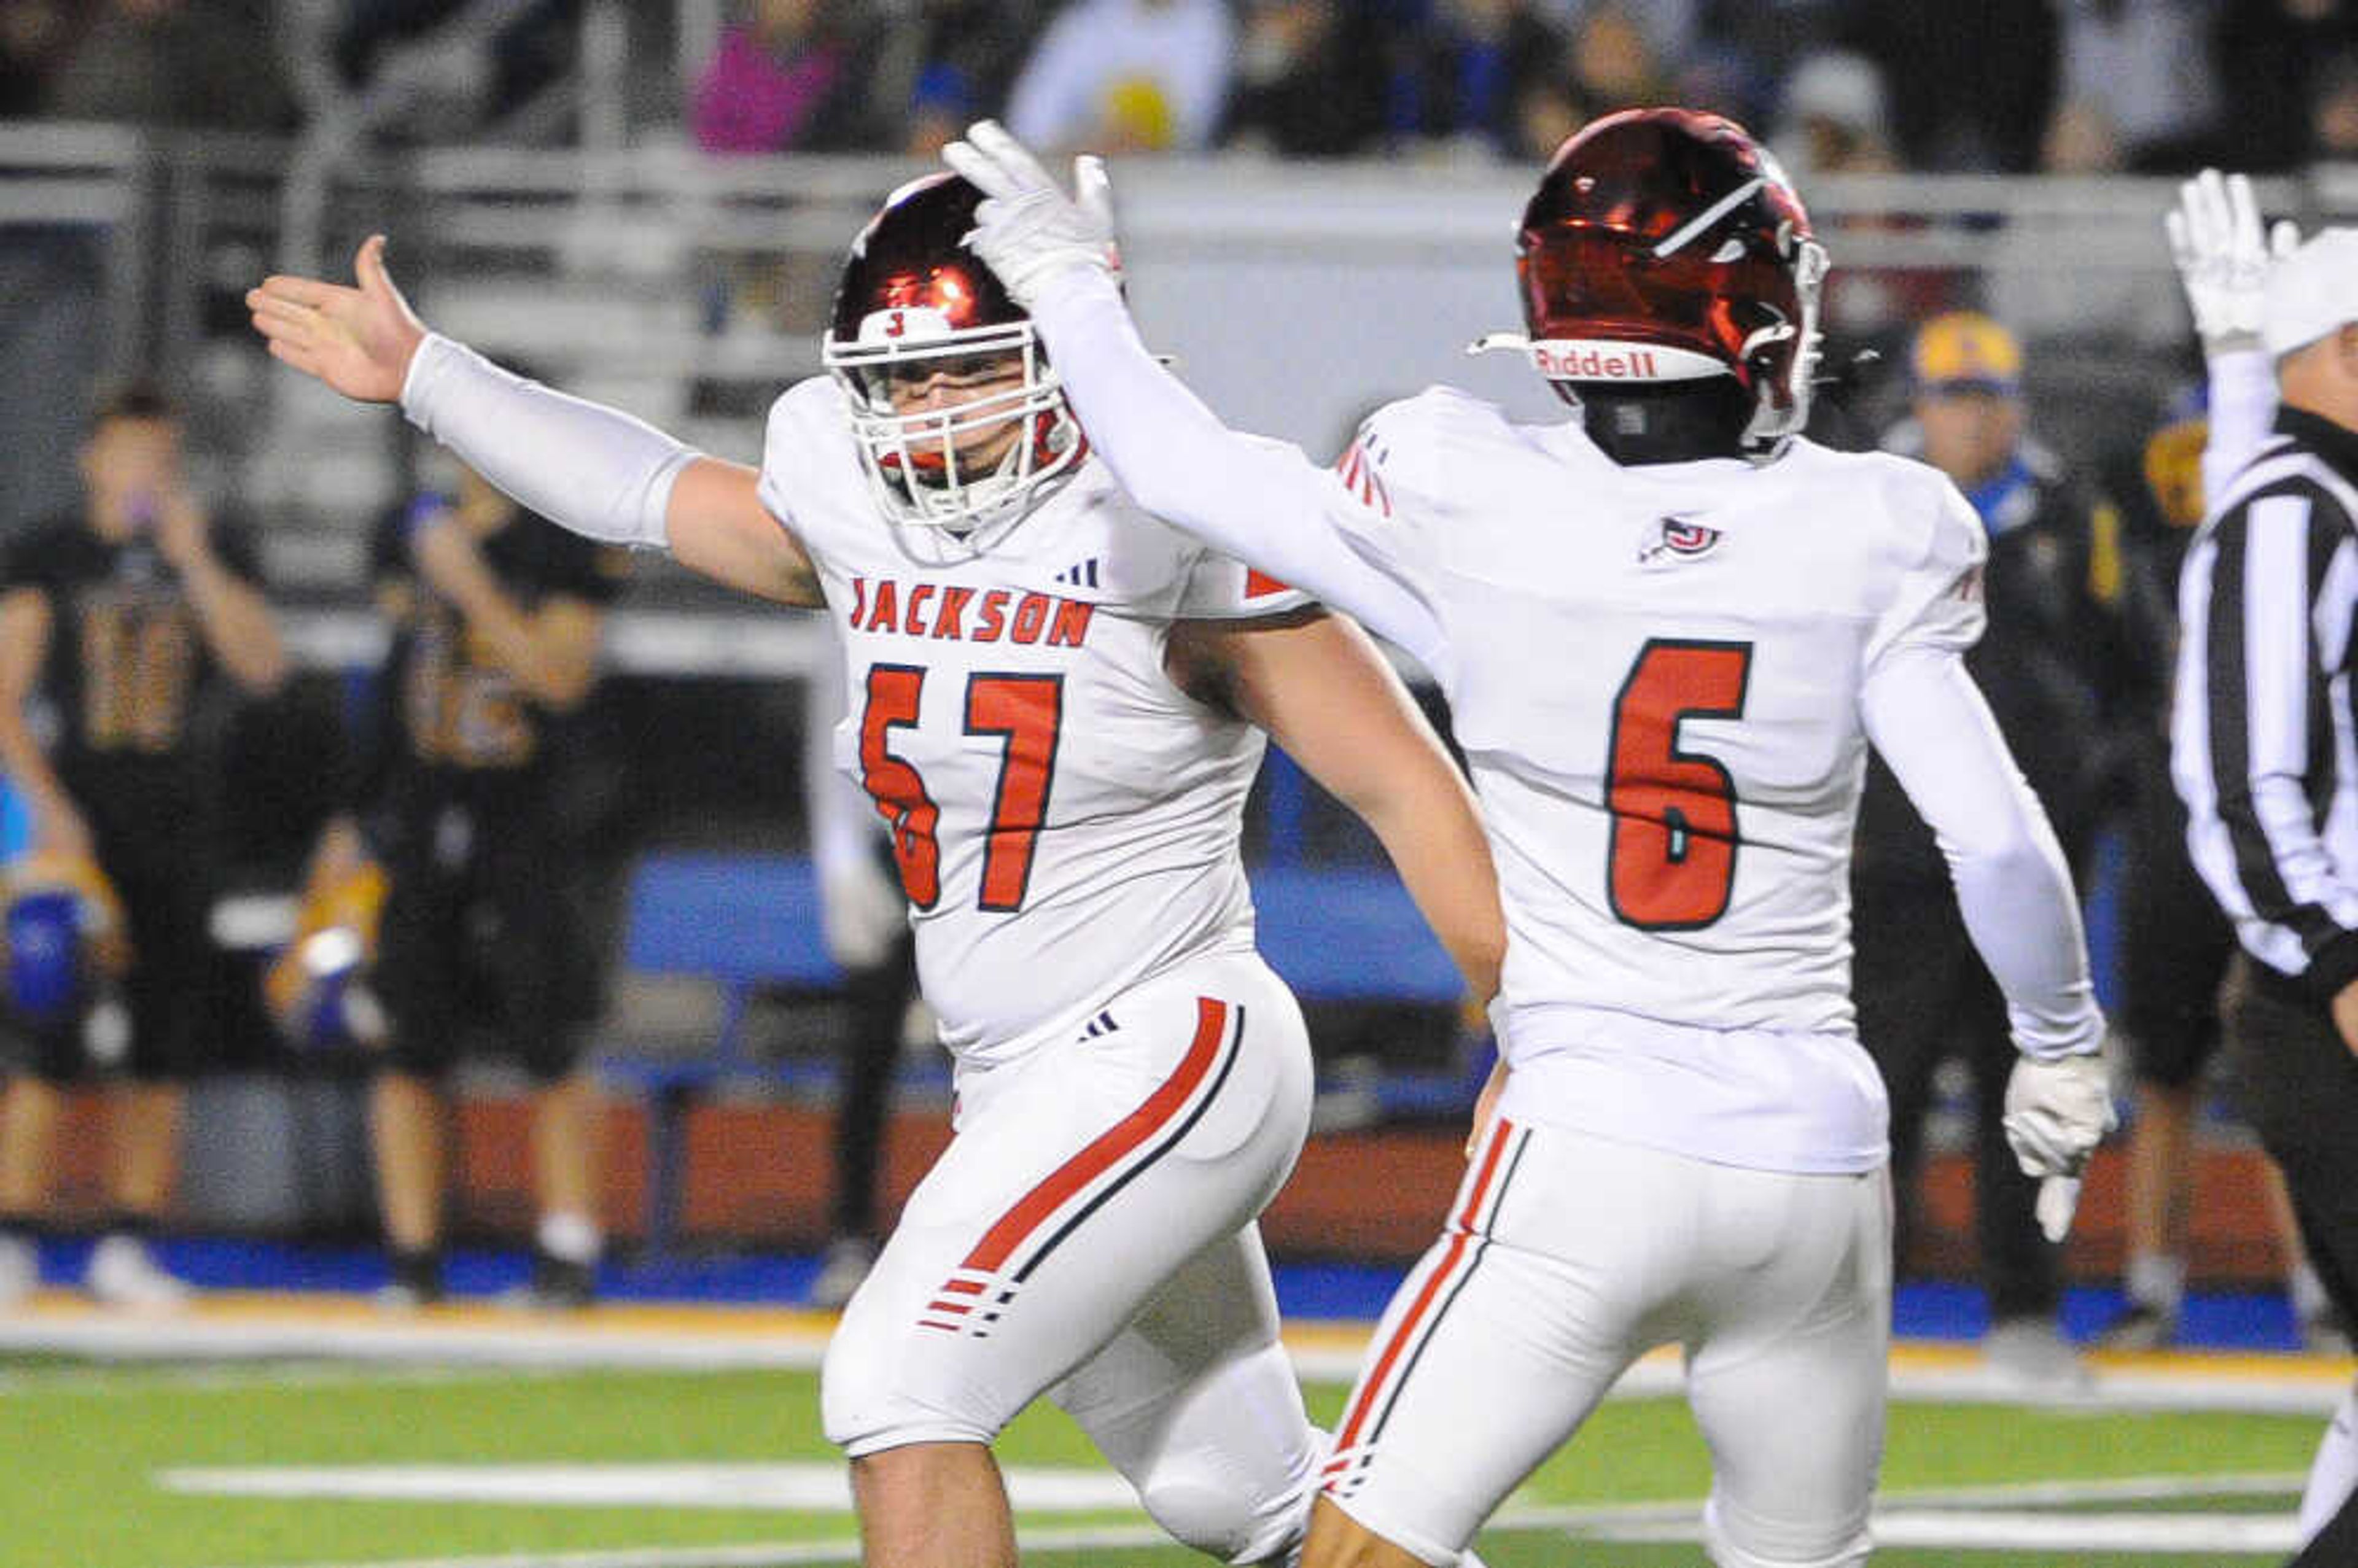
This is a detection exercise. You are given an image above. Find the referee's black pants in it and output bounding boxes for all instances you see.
[2221,957,2358,1567]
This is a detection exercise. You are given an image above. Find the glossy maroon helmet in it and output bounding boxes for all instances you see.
[1493,107,1828,452]
[823,174,1081,534]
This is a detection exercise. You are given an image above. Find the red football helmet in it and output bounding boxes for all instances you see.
[823,174,1083,536]
[1489,107,1829,453]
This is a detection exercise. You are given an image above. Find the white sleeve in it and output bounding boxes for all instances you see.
[1173,548,1316,620]
[1030,271,1449,672]
[2202,346,2276,511]
[804,640,887,878]
[1862,646,2106,1060]
[400,333,697,549]
[1865,476,1987,670]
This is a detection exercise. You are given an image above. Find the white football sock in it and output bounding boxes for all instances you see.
[2298,1380,2358,1543]
[2293,1262,2333,1325]
[2125,1251,2186,1313]
[537,1211,602,1265]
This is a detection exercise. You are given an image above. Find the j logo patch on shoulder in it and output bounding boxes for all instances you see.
[1638,514,1723,567]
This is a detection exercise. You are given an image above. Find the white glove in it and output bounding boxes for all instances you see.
[941,119,1121,311]
[2001,1052,2117,1243]
[817,853,907,972]
[2165,168,2300,354]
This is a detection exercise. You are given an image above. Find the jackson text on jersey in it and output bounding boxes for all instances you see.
[846,575,1097,647]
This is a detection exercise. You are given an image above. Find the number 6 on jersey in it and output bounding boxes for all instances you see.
[1606,638,1753,930]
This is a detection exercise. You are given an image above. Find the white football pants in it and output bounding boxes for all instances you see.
[822,947,1320,1562]
[1321,1118,1891,1568]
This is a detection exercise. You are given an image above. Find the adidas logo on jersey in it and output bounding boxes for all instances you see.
[1636,514,1723,566]
[1053,559,1102,589]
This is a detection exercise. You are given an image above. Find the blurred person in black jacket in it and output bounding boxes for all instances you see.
[1221,0,1390,157]
[0,381,286,1308]
[349,455,628,1311]
[1854,311,2127,1384]
[42,0,297,131]
[1837,0,2057,171]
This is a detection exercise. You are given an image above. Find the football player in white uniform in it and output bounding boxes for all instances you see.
[945,110,2118,1568]
[246,176,1506,1568]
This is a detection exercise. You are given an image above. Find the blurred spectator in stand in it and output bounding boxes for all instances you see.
[1004,0,1235,156]
[2308,47,2358,165]
[1511,72,1584,166]
[1537,0,1697,60]
[43,0,295,131]
[1854,312,2126,1387]
[900,61,975,158]
[1771,51,1964,397]
[0,381,287,1310]
[2218,0,2358,171]
[2041,98,2126,174]
[691,0,878,155]
[1385,0,1570,159]
[798,649,916,1311]
[332,0,581,131]
[1706,0,1849,79]
[867,0,1046,157]
[1563,2,1669,115]
[1222,0,1389,157]
[1668,39,1770,129]
[1770,46,1894,177]
[0,0,74,117]
[2049,0,2223,173]
[1840,0,2058,171]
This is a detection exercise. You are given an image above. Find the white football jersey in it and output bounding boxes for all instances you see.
[758,377,1310,1065]
[1328,389,1987,1172]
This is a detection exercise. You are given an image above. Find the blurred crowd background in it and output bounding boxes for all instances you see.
[6,0,2358,171]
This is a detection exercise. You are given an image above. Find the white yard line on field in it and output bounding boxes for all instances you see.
[201,1469,2321,1568]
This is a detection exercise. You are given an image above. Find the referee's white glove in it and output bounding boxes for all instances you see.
[2001,1052,2117,1243]
[2165,168,2300,355]
[943,120,1121,311]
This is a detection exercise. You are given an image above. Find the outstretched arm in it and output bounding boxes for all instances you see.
[944,125,1447,670]
[1862,643,2114,1237]
[248,238,821,607]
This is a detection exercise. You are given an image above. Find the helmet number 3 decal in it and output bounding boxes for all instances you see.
[1605,639,1752,930]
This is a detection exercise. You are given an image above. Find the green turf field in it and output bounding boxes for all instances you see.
[0,1357,2329,1567]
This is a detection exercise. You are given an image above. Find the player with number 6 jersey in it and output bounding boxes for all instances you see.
[247,173,1504,1568]
[947,109,2116,1568]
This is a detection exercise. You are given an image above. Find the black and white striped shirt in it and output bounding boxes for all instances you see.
[2173,407,2358,999]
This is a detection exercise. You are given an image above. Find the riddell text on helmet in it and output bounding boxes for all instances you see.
[1530,341,1726,381]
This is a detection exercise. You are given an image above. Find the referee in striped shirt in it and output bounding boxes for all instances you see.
[2173,221,2358,1568]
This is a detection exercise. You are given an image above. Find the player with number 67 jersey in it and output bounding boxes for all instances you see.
[949,109,2114,1568]
[763,371,1320,1066]
[247,171,1504,1568]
